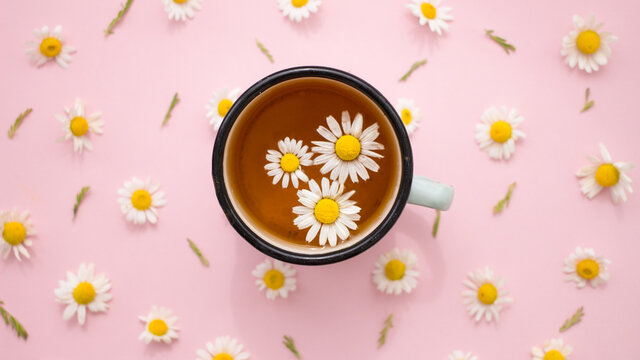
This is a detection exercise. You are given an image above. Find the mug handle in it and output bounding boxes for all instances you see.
[408,175,454,211]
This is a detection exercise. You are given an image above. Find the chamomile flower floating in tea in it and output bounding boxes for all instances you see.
[1,208,36,261]
[475,106,525,160]
[292,177,361,246]
[162,0,202,21]
[372,248,419,295]
[532,338,573,360]
[448,350,478,360]
[206,88,241,131]
[406,0,453,35]
[196,336,251,360]
[56,98,104,153]
[312,111,384,183]
[54,263,111,325]
[25,25,75,68]
[252,259,297,300]
[138,306,179,344]
[561,14,617,73]
[117,177,167,224]
[277,0,322,23]
[576,143,633,204]
[265,137,313,188]
[395,98,421,135]
[462,267,513,323]
[563,247,610,289]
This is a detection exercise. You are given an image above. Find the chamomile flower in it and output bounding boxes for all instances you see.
[563,247,610,289]
[395,98,421,135]
[292,177,361,247]
[462,267,513,323]
[162,0,203,21]
[532,338,573,360]
[117,177,167,225]
[25,25,75,68]
[265,137,313,188]
[576,143,634,204]
[372,248,419,295]
[449,350,478,360]
[475,106,525,160]
[1,208,36,261]
[312,111,384,184]
[561,14,617,73]
[252,259,296,300]
[206,88,241,131]
[406,0,453,35]
[56,98,104,153]
[277,0,322,23]
[54,263,111,325]
[196,336,250,360]
[138,306,179,344]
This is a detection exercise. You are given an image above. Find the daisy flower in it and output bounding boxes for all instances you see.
[561,14,617,73]
[312,111,384,183]
[395,98,421,136]
[462,267,513,323]
[475,106,525,160]
[372,248,419,295]
[117,177,167,225]
[576,143,633,204]
[56,98,104,153]
[449,350,478,360]
[25,25,75,68]
[54,263,111,325]
[563,246,610,289]
[292,177,361,247]
[162,0,203,21]
[196,336,250,360]
[138,306,179,344]
[406,0,453,35]
[1,208,36,261]
[206,88,241,131]
[265,137,313,188]
[252,259,296,300]
[532,338,573,360]
[277,0,322,23]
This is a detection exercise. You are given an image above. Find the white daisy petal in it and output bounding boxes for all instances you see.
[576,143,633,203]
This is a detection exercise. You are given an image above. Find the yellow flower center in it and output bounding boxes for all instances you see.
[335,135,361,161]
[576,259,600,280]
[263,269,285,290]
[39,37,62,58]
[148,319,169,336]
[477,283,498,305]
[401,109,412,125]
[280,153,300,173]
[217,98,233,117]
[576,30,600,55]
[2,222,26,246]
[291,0,308,7]
[384,259,406,281]
[543,350,565,360]
[489,120,512,143]
[173,0,188,3]
[314,198,340,224]
[73,282,96,305]
[595,164,619,187]
[131,189,152,210]
[70,116,89,137]
[213,354,233,360]
[420,3,437,19]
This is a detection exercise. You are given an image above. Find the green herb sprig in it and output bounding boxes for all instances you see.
[162,93,180,126]
[283,335,301,359]
[73,186,91,219]
[485,30,516,54]
[377,313,393,349]
[8,108,32,139]
[0,300,28,340]
[256,39,274,63]
[559,306,584,332]
[399,59,427,82]
[581,88,594,113]
[432,209,441,238]
[105,0,134,37]
[493,182,516,214]
[187,238,209,267]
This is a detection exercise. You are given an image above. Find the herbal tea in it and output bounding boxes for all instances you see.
[224,77,402,252]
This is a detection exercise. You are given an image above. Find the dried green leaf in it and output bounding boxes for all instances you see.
[493,182,516,214]
[283,335,301,359]
[73,186,91,219]
[187,238,209,267]
[162,93,180,126]
[485,29,516,54]
[432,209,441,238]
[581,88,594,113]
[105,0,134,37]
[0,301,28,340]
[256,38,274,63]
[7,108,32,139]
[559,306,584,332]
[377,313,393,349]
[399,59,427,82]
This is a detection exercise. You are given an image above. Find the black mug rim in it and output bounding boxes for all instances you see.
[212,66,413,265]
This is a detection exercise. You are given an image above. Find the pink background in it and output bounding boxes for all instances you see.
[1,0,639,359]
